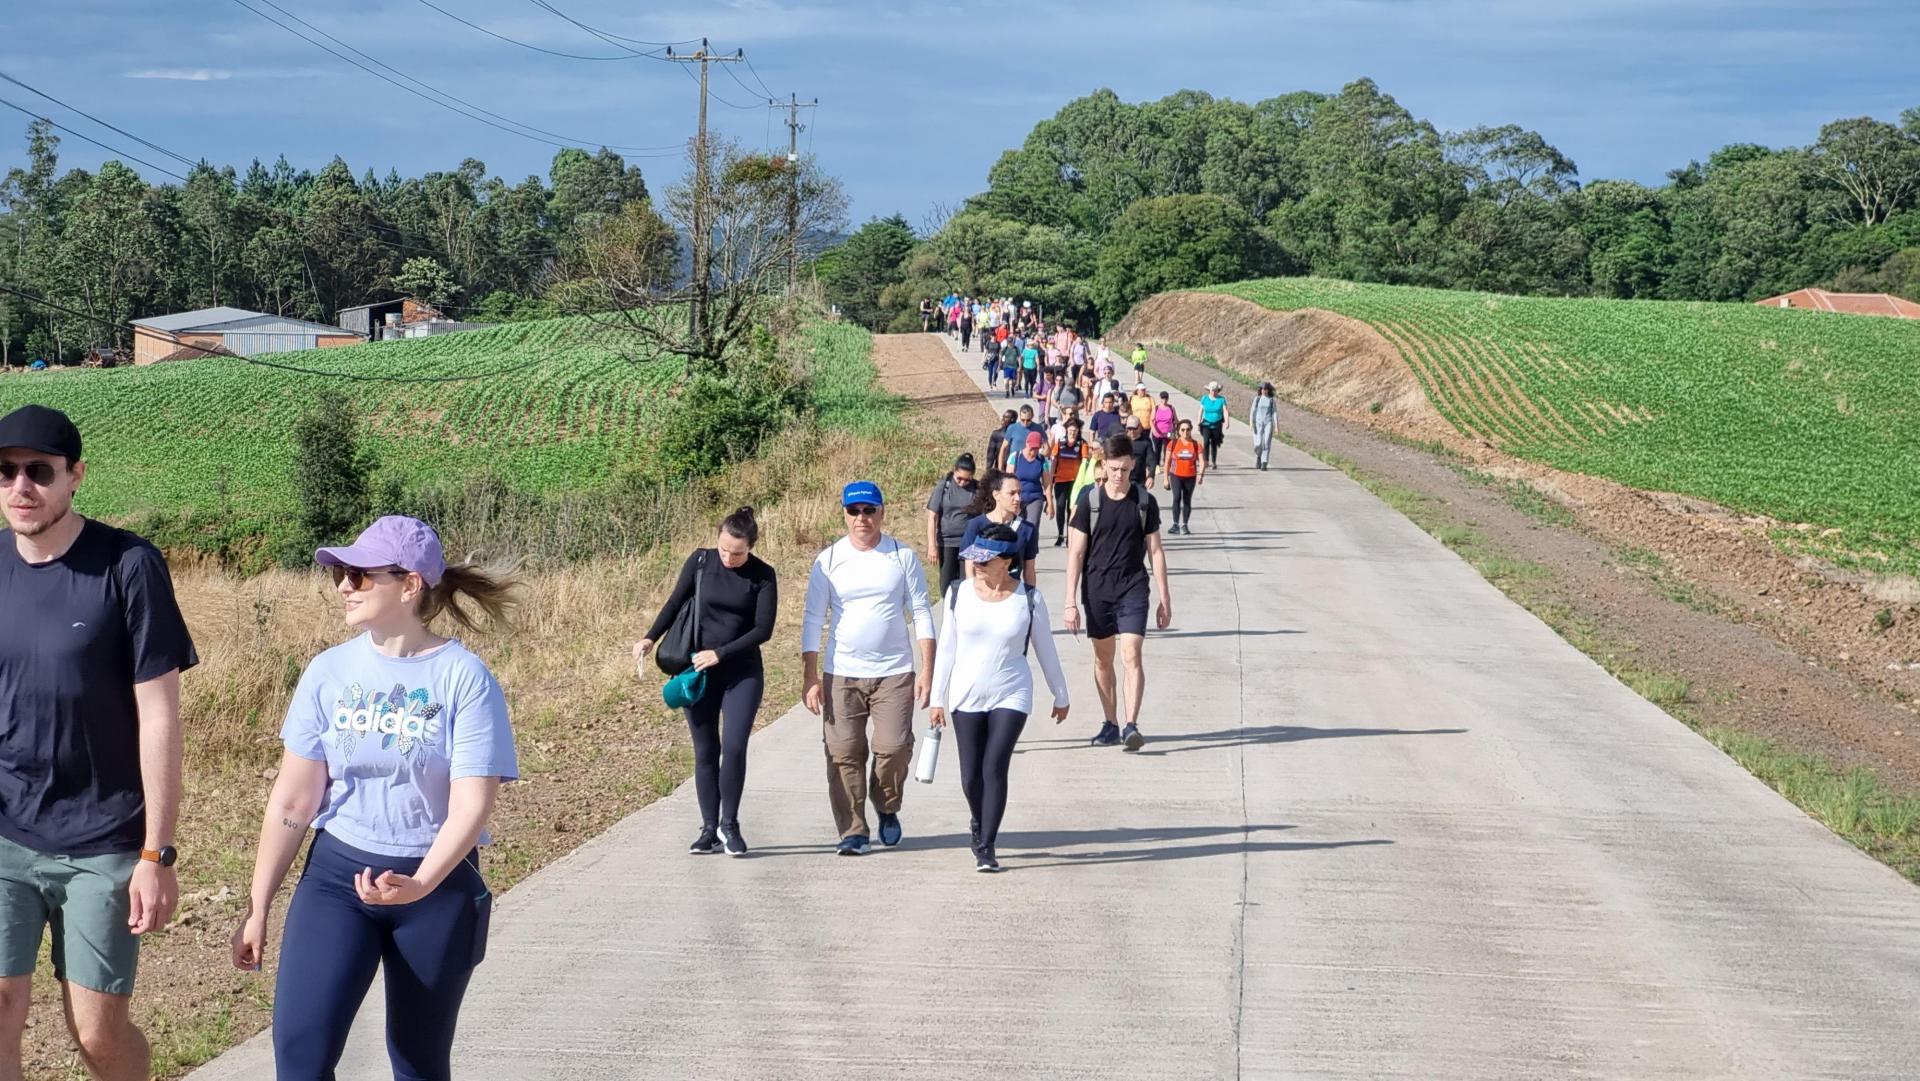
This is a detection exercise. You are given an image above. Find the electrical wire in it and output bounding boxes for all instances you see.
[742,56,779,100]
[672,62,759,111]
[411,0,656,60]
[722,63,771,107]
[229,0,681,155]
[523,0,701,50]
[0,71,199,169]
[0,282,530,383]
[0,97,189,182]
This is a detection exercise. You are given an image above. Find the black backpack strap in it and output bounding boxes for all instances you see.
[1022,583,1037,656]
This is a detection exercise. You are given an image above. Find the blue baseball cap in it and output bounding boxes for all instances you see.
[841,480,883,508]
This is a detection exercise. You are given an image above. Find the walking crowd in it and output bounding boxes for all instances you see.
[0,314,1272,1079]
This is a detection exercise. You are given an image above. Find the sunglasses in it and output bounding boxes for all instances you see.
[0,461,59,487]
[845,504,882,517]
[328,566,410,591]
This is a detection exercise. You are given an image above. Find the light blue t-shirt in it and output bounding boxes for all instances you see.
[1200,394,1228,424]
[281,635,518,858]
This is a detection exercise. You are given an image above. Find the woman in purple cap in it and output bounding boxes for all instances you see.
[927,523,1070,872]
[231,515,520,1081]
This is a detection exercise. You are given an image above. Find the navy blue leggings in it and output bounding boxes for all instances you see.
[273,831,490,1081]
[952,708,1028,849]
[683,664,765,827]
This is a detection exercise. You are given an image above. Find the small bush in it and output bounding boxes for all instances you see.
[286,390,372,565]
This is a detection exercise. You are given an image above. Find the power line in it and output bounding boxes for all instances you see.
[0,71,199,169]
[229,0,680,155]
[411,0,656,60]
[741,56,779,101]
[675,61,758,110]
[0,97,189,182]
[0,282,529,383]
[523,0,700,50]
[722,63,769,107]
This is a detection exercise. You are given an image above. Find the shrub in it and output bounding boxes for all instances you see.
[287,390,371,564]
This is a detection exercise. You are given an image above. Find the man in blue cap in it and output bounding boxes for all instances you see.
[800,480,936,855]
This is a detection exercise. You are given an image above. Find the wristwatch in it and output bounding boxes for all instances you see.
[140,846,178,867]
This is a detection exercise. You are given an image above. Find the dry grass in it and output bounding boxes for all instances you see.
[21,397,959,1078]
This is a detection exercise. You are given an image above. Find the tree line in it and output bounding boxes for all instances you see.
[0,119,657,363]
[820,78,1920,333]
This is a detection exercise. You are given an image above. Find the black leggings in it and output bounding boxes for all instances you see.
[938,544,962,596]
[1169,474,1195,526]
[1052,481,1074,540]
[1200,422,1224,467]
[684,664,765,826]
[952,708,1028,849]
[960,325,973,349]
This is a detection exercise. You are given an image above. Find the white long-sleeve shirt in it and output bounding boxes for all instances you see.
[929,581,1070,715]
[801,535,935,678]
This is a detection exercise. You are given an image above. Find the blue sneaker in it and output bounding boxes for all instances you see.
[1122,723,1145,752]
[836,835,871,857]
[878,813,903,847]
[1091,722,1121,747]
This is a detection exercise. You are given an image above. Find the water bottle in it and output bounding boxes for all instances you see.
[914,726,942,784]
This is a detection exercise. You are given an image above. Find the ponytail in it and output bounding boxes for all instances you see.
[419,561,520,633]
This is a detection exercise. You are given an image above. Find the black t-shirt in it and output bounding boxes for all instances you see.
[0,519,199,855]
[1129,435,1158,484]
[644,549,779,674]
[1069,484,1161,596]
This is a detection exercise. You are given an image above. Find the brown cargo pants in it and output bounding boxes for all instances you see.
[822,671,916,840]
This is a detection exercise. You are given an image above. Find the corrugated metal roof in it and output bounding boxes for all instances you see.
[132,306,262,331]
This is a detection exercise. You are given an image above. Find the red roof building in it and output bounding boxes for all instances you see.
[1756,288,1920,319]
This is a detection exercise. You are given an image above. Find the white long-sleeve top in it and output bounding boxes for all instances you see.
[929,580,1070,714]
[800,535,935,678]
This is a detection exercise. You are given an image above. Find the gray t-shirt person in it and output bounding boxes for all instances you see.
[925,473,978,547]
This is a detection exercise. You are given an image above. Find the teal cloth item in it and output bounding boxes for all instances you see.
[663,667,708,709]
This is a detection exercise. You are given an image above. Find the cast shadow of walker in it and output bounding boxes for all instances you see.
[853,823,1392,867]
[1017,723,1466,757]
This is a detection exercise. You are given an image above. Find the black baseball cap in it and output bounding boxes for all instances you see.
[0,405,82,460]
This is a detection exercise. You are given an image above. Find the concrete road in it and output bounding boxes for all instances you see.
[193,334,1920,1080]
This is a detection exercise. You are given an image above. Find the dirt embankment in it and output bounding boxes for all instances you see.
[1113,292,1451,440]
[1118,291,1920,792]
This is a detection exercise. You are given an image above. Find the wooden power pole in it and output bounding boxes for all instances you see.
[666,40,744,350]
[771,94,817,294]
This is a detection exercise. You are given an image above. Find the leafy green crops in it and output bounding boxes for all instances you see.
[1214,278,1920,574]
[0,317,682,525]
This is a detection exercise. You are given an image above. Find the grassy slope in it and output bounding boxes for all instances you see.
[1212,278,1920,574]
[0,316,680,527]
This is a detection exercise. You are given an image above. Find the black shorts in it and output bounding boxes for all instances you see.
[1083,580,1150,639]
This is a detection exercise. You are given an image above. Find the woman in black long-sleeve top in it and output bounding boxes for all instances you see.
[633,507,778,856]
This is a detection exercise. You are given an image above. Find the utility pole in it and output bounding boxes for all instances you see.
[666,40,744,351]
[770,94,818,294]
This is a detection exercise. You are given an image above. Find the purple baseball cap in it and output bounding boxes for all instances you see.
[315,516,447,586]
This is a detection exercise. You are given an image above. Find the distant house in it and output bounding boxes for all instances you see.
[336,297,487,341]
[131,306,364,365]
[1755,289,1920,319]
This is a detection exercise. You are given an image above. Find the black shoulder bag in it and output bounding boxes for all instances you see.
[654,550,707,675]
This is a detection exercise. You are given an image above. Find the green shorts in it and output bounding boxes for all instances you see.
[0,833,139,995]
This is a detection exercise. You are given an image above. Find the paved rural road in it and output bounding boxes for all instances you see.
[192,334,1920,1080]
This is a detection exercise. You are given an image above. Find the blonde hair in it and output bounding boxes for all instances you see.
[417,561,521,633]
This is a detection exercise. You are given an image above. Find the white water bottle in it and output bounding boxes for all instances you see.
[914,727,942,784]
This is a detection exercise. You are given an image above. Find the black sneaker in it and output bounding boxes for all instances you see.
[836,835,871,856]
[878,812,904,847]
[1122,723,1145,752]
[975,846,1002,873]
[1091,722,1121,747]
[689,826,721,854]
[1054,536,1066,547]
[717,821,748,857]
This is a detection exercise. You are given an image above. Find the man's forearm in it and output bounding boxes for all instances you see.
[135,672,183,848]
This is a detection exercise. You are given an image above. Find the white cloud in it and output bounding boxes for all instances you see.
[125,68,233,81]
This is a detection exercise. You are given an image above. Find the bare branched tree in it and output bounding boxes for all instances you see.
[553,137,847,376]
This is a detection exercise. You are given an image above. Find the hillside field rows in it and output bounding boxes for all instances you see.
[1212,278,1920,576]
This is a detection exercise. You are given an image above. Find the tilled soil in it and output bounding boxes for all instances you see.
[1132,339,1920,794]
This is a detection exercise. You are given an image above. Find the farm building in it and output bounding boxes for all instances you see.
[336,297,488,341]
[1755,288,1920,319]
[131,306,364,365]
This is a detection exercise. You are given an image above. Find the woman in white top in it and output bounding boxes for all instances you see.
[927,524,1070,872]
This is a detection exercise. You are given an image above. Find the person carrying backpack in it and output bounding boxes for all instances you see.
[924,455,979,595]
[927,524,1070,873]
[1064,434,1172,752]
[1163,420,1206,534]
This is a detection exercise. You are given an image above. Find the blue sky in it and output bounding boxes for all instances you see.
[2,0,1916,227]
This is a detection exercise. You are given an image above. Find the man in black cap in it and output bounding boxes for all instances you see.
[0,405,197,1081]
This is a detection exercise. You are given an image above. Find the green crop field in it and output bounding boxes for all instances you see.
[1211,278,1920,576]
[0,316,681,528]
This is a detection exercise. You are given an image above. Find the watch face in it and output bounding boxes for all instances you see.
[158,846,178,867]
